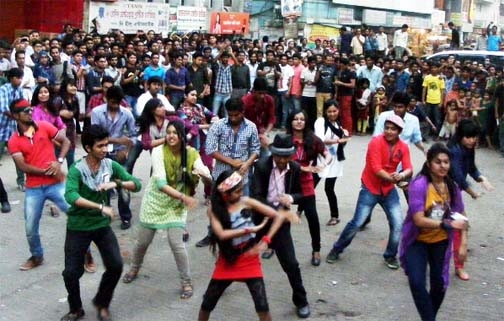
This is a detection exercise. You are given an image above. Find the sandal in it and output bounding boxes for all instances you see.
[96,307,111,321]
[326,218,340,226]
[50,205,60,217]
[180,283,193,299]
[122,269,139,284]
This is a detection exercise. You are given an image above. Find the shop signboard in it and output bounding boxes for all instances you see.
[281,0,303,17]
[176,6,207,32]
[88,1,170,34]
[338,8,354,25]
[209,12,250,35]
[363,9,387,25]
[307,24,340,43]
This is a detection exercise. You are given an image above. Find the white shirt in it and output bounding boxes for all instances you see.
[351,35,365,55]
[247,62,258,90]
[136,92,174,116]
[376,32,388,51]
[314,117,343,178]
[301,67,317,97]
[278,64,294,92]
[393,30,409,48]
[20,66,36,101]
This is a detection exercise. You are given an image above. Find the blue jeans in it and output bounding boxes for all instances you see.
[405,240,448,321]
[331,185,403,258]
[290,96,301,114]
[212,92,230,118]
[25,182,69,257]
[279,91,293,128]
[125,95,139,118]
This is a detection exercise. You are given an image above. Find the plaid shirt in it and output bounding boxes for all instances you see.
[0,83,22,142]
[214,62,232,94]
[205,117,260,183]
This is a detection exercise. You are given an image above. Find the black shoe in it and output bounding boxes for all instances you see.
[311,252,321,266]
[326,248,340,264]
[1,201,11,213]
[60,308,85,321]
[384,257,400,270]
[196,235,210,247]
[297,305,311,318]
[120,220,131,230]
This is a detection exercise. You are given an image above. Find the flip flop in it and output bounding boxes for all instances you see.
[326,218,340,226]
[181,284,193,299]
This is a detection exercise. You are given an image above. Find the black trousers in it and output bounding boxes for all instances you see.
[257,221,309,308]
[0,178,8,202]
[62,226,123,312]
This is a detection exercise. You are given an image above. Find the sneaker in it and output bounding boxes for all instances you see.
[1,201,11,213]
[384,257,400,270]
[326,248,340,264]
[195,235,210,247]
[60,308,85,321]
[19,256,44,271]
[17,183,25,192]
[120,220,131,230]
[84,252,97,273]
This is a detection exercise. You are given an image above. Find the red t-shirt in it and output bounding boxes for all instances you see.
[242,93,276,134]
[292,135,326,197]
[361,134,412,196]
[8,121,62,188]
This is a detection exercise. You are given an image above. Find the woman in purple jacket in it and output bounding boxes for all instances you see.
[400,143,469,321]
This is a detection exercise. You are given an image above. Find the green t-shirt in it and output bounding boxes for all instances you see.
[64,158,142,231]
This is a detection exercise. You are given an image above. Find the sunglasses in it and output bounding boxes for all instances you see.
[17,107,33,113]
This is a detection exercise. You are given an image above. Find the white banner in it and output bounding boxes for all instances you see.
[88,1,170,35]
[176,6,208,32]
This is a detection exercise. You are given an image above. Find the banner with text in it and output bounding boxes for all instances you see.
[88,1,170,35]
[209,12,250,35]
[176,6,208,32]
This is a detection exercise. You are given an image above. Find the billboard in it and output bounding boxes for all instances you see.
[281,0,303,17]
[209,12,250,35]
[176,6,207,32]
[88,1,170,35]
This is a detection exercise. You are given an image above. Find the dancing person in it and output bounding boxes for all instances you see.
[286,110,332,266]
[326,114,412,269]
[313,100,350,226]
[447,119,494,281]
[400,143,468,321]
[8,98,70,270]
[61,125,141,321]
[251,134,311,318]
[122,120,211,300]
[198,170,285,321]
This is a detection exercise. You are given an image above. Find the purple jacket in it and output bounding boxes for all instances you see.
[399,175,464,290]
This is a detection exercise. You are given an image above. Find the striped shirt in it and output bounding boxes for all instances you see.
[205,117,260,183]
[0,83,22,142]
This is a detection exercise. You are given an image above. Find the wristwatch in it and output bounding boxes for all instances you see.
[57,157,64,164]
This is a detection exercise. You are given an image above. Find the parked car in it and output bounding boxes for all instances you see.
[423,50,504,67]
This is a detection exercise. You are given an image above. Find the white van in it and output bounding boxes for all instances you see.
[423,50,504,67]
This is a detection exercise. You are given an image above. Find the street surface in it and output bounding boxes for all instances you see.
[0,135,503,321]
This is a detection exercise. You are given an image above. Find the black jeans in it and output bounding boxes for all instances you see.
[0,177,8,202]
[301,96,317,130]
[256,221,308,308]
[313,175,339,218]
[62,226,123,312]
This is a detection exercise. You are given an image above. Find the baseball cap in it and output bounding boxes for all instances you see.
[9,99,32,113]
[385,114,405,130]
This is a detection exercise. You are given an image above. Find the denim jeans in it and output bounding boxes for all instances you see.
[425,103,444,133]
[25,182,69,257]
[279,91,293,128]
[106,154,132,222]
[62,226,123,312]
[289,96,301,114]
[124,139,143,174]
[212,92,230,118]
[125,95,139,118]
[405,240,448,321]
[331,185,403,258]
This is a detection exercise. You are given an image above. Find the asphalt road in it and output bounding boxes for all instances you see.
[0,134,503,321]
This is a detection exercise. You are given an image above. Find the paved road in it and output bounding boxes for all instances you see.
[0,135,503,321]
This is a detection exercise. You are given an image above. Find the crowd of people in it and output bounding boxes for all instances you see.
[0,25,499,321]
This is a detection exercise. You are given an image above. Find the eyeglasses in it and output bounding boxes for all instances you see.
[18,107,33,114]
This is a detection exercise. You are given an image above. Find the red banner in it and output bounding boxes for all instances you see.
[209,12,249,35]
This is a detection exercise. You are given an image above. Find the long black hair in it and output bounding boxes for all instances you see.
[209,170,242,263]
[32,84,58,116]
[448,119,481,147]
[285,109,318,160]
[166,120,196,195]
[417,143,457,207]
[138,98,162,134]
[57,78,79,113]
